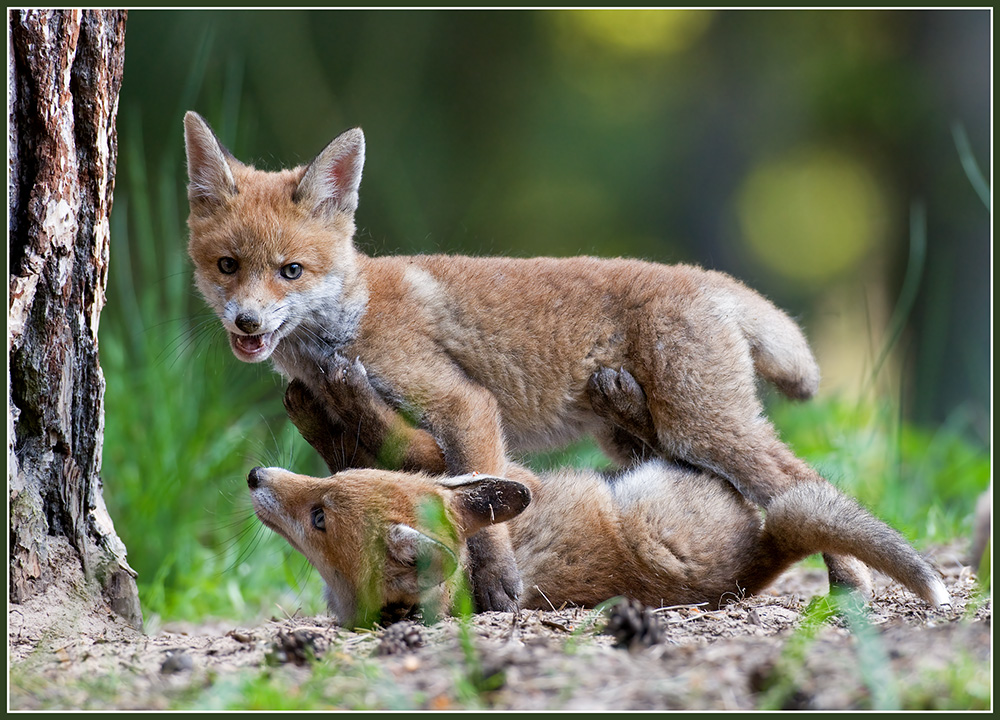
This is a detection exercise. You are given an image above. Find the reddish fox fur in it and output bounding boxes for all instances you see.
[250,360,948,626]
[186,112,899,609]
[250,390,949,627]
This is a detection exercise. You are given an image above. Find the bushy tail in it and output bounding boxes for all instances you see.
[745,482,950,607]
[721,278,821,400]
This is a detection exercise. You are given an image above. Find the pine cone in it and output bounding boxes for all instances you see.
[375,621,425,656]
[268,628,323,666]
[604,598,665,650]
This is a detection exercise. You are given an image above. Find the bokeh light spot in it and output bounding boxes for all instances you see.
[553,9,714,57]
[737,147,889,284]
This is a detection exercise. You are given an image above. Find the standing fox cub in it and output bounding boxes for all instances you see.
[186,112,872,609]
[249,365,949,627]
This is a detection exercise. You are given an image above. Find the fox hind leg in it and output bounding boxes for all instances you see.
[587,366,658,467]
[647,377,876,596]
[599,323,876,598]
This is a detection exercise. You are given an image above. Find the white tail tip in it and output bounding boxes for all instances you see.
[928,578,952,608]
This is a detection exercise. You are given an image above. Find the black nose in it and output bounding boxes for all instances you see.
[235,312,261,334]
[248,466,264,489]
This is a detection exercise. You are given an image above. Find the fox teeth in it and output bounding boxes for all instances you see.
[230,330,276,361]
[235,334,265,352]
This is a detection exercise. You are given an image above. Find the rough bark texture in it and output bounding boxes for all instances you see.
[8,9,141,630]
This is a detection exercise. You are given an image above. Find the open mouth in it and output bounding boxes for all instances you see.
[229,330,277,362]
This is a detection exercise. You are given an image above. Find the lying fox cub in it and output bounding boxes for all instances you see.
[251,369,948,627]
[250,361,948,625]
[187,111,864,608]
[248,462,948,626]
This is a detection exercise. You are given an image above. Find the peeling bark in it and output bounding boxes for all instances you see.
[8,9,141,630]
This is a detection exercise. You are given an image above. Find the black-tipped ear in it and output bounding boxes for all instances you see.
[443,476,532,534]
[294,128,365,218]
[184,111,240,212]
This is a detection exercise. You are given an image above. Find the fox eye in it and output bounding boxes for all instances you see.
[218,257,239,274]
[310,506,326,532]
[280,263,303,280]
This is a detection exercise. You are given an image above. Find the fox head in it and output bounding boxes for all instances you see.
[183,112,368,369]
[247,466,531,627]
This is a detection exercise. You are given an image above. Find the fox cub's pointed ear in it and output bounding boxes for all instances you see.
[184,111,239,213]
[294,128,365,218]
[441,476,532,534]
[387,523,459,587]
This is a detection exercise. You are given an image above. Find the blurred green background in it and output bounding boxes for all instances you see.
[98,9,991,627]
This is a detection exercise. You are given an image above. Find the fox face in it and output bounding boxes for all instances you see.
[184,112,368,374]
[247,466,530,625]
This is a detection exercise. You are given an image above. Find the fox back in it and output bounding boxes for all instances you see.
[510,461,948,610]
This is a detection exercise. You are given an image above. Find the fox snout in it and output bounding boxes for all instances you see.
[247,466,284,523]
[247,465,266,489]
[221,301,283,363]
[247,466,298,533]
[235,311,262,334]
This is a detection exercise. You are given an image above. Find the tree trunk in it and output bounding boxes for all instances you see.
[8,9,141,630]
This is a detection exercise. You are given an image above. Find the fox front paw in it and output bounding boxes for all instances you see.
[466,530,522,613]
[284,379,339,446]
[321,352,370,392]
[283,379,358,474]
[317,353,384,422]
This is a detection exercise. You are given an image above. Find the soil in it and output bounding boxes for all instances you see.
[8,543,992,711]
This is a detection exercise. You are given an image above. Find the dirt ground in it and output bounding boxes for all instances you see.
[8,542,992,711]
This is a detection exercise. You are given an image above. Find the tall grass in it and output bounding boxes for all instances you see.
[768,199,988,547]
[768,394,989,547]
[101,94,328,626]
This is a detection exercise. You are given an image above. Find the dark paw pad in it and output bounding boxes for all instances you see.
[589,367,646,413]
[588,366,656,441]
[283,378,317,416]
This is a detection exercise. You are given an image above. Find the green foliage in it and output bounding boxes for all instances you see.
[191,657,413,711]
[895,651,992,711]
[412,496,503,703]
[525,437,615,474]
[975,541,990,594]
[101,296,328,623]
[756,587,908,710]
[769,393,989,546]
[952,121,991,210]
[451,578,505,706]
[10,666,130,711]
[755,590,851,710]
[565,599,622,655]
[838,592,899,709]
[101,103,328,625]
